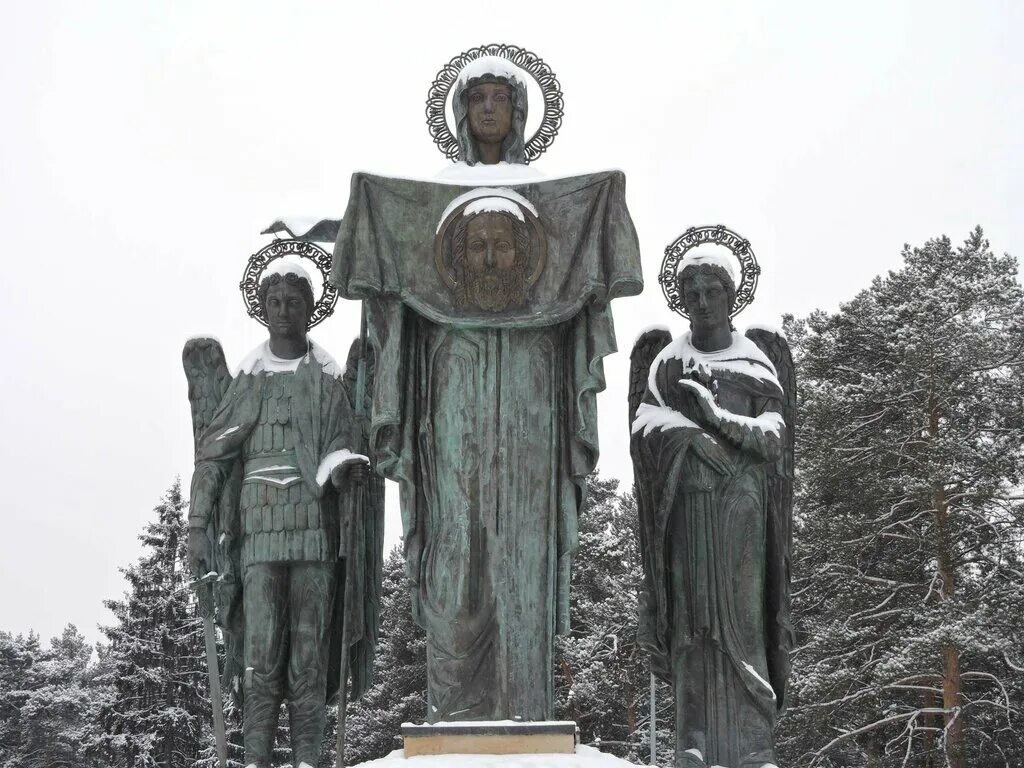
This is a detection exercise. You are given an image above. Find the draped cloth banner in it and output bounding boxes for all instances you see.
[332,170,643,328]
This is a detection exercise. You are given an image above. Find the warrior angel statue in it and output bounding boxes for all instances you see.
[629,231,794,768]
[183,256,384,768]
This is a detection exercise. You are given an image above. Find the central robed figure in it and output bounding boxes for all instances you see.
[332,55,643,721]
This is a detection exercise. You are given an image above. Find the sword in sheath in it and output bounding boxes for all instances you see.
[192,571,229,768]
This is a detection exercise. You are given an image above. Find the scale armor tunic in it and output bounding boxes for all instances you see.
[239,372,336,568]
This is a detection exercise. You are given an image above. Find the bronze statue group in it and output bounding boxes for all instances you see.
[184,49,793,768]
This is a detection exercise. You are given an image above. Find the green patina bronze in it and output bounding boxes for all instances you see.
[629,258,796,768]
[331,58,642,722]
[184,269,383,768]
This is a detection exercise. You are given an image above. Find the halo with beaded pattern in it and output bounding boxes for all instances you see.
[425,43,564,163]
[658,225,761,319]
[239,239,338,329]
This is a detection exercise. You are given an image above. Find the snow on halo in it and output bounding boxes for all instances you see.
[463,196,526,222]
[456,55,528,89]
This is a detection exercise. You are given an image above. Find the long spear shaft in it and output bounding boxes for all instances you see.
[337,306,370,768]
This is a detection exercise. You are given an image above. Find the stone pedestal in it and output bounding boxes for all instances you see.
[355,742,638,767]
[401,721,577,757]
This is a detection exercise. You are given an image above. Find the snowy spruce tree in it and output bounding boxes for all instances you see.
[554,476,671,764]
[342,545,427,765]
[777,228,1024,767]
[98,479,210,767]
[0,625,110,768]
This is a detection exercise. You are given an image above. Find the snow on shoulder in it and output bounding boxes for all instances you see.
[746,321,787,340]
[633,324,672,345]
[456,55,528,88]
[350,745,637,767]
[434,161,545,186]
[234,339,343,379]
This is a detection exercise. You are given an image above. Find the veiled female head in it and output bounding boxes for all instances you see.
[453,56,529,165]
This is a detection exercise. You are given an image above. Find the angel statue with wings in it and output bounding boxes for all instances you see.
[183,256,384,768]
[629,230,795,768]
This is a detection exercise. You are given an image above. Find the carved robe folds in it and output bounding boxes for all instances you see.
[332,171,642,720]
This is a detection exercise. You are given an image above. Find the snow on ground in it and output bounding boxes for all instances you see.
[353,746,637,767]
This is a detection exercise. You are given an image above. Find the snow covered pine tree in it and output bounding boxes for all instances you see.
[98,479,211,767]
[777,228,1024,767]
[0,625,110,768]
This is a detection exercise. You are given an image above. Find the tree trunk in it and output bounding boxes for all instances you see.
[929,397,965,768]
[922,689,937,767]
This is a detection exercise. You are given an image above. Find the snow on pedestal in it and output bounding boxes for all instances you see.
[351,745,639,767]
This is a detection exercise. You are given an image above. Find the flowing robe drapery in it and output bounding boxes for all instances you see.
[632,332,788,767]
[332,170,642,720]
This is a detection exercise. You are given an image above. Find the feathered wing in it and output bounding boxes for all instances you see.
[745,326,796,710]
[182,337,244,696]
[183,337,232,447]
[628,328,672,426]
[628,328,673,681]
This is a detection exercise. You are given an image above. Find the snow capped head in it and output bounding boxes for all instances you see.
[456,56,529,89]
[437,187,538,232]
[258,260,316,325]
[462,196,526,222]
[678,250,737,284]
[263,259,314,286]
[452,56,529,166]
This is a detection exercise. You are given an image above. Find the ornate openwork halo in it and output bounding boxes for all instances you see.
[240,239,338,329]
[433,188,547,292]
[659,225,761,319]
[426,43,564,164]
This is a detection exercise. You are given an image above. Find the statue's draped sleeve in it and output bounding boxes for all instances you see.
[332,170,642,630]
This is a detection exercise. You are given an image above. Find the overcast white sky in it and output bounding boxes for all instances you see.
[2,1,1021,646]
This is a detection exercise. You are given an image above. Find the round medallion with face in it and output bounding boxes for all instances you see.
[461,211,523,312]
[434,192,547,314]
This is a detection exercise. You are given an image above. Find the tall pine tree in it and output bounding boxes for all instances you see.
[554,476,671,764]
[98,479,210,767]
[343,545,427,765]
[778,228,1024,767]
[0,625,110,768]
